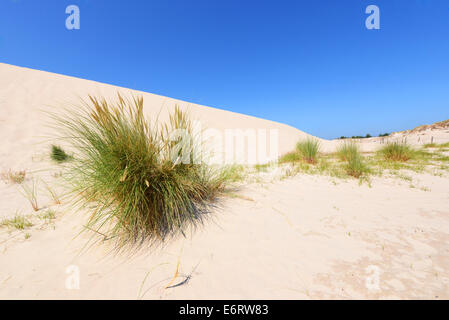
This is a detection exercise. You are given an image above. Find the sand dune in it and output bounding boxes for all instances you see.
[1,63,449,299]
[0,63,319,167]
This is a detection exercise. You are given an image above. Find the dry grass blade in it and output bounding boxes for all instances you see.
[19,178,39,211]
[43,180,61,205]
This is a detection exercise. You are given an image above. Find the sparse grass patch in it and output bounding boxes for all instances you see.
[391,171,412,182]
[1,214,33,230]
[43,180,61,205]
[1,170,26,184]
[222,165,247,182]
[378,142,414,162]
[51,94,229,248]
[254,163,271,172]
[296,138,320,164]
[51,145,71,163]
[39,209,56,221]
[291,157,346,179]
[435,155,449,162]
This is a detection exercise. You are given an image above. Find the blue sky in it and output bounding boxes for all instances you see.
[1,0,448,139]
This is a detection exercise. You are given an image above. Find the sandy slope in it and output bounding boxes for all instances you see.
[1,172,448,299]
[1,63,449,299]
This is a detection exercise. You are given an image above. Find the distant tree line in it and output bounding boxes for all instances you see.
[338,133,389,140]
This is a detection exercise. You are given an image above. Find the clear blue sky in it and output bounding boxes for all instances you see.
[1,0,448,139]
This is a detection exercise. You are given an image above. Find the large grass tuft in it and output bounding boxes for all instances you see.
[296,138,320,164]
[378,142,414,162]
[52,94,228,248]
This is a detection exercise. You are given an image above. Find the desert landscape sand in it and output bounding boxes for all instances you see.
[1,63,449,299]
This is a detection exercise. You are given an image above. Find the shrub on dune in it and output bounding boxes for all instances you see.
[296,138,320,164]
[52,94,228,248]
[378,142,414,162]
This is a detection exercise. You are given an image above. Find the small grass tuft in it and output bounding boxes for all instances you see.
[296,138,320,164]
[1,214,33,230]
[51,145,71,163]
[1,170,26,184]
[39,209,56,221]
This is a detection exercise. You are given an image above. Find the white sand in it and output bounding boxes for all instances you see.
[1,63,448,299]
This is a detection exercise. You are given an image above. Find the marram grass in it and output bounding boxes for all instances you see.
[52,94,228,249]
[335,141,369,178]
[296,138,320,164]
[345,153,370,178]
[336,140,360,162]
[378,142,414,162]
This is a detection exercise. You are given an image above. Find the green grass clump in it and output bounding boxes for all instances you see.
[345,153,370,178]
[336,140,360,162]
[51,145,71,163]
[52,94,228,248]
[335,141,370,178]
[1,215,33,230]
[296,138,320,164]
[378,142,414,162]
